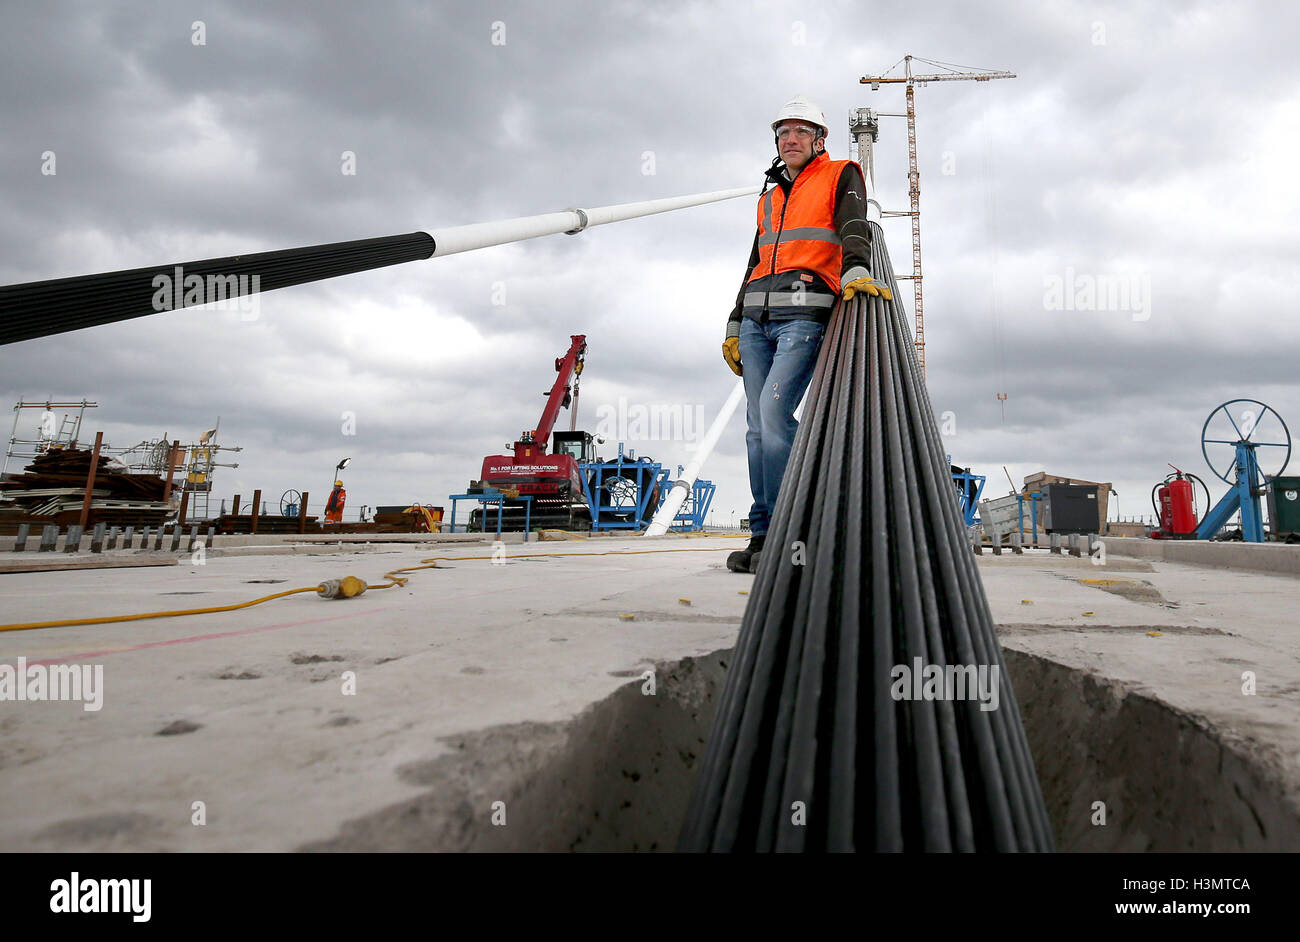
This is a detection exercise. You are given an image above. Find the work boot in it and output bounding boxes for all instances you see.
[726,533,765,573]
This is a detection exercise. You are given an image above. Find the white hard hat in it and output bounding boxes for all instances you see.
[772,95,828,138]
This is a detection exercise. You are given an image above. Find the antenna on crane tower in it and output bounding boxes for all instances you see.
[858,55,1015,381]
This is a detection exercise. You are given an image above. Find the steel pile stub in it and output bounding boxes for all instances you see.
[678,222,1054,852]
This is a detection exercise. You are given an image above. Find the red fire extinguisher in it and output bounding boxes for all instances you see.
[1151,466,1207,539]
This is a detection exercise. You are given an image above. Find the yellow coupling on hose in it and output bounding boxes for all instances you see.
[317,576,368,599]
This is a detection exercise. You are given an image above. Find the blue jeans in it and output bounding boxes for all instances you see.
[739,317,826,537]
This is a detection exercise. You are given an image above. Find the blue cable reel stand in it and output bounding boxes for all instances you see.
[579,443,667,532]
[1196,399,1291,543]
[947,456,986,528]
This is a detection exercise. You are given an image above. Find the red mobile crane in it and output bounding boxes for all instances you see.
[468,334,662,532]
[470,334,598,531]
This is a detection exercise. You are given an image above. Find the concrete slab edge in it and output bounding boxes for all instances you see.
[1101,537,1300,578]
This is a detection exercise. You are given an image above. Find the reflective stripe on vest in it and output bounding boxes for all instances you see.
[747,154,855,294]
[743,291,835,309]
[757,226,842,248]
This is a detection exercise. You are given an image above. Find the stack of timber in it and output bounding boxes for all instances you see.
[0,448,171,534]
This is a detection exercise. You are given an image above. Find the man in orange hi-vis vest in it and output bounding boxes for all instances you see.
[722,95,890,574]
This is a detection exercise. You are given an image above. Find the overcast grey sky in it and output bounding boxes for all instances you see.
[2,0,1298,526]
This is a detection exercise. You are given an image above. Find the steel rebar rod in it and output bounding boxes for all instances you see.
[678,220,1053,852]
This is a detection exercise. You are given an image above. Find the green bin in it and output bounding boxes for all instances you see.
[1267,476,1300,538]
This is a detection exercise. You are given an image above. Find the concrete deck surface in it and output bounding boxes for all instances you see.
[1,534,1297,851]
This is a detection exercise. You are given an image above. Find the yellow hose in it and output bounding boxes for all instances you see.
[0,586,319,632]
[0,544,738,633]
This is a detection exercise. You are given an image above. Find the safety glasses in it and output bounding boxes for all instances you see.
[775,124,818,141]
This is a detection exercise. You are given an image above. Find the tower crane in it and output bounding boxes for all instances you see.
[859,55,1015,378]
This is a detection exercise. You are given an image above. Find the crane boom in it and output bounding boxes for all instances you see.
[862,72,1015,84]
[520,334,585,458]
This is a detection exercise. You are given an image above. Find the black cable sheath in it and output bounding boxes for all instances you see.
[0,232,436,345]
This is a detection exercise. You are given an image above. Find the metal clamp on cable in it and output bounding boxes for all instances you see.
[564,208,589,235]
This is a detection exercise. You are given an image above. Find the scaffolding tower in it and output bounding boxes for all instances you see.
[111,421,241,522]
[2,398,97,479]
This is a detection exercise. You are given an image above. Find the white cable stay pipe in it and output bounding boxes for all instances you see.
[0,185,766,347]
[427,186,762,258]
[858,156,884,224]
[644,379,745,537]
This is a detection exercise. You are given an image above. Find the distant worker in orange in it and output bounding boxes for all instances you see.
[325,479,347,523]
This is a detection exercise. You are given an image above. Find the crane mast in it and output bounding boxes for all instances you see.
[859,55,1015,379]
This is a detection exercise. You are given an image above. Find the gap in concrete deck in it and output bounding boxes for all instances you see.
[300,650,729,852]
[1005,648,1300,851]
[298,640,1300,851]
